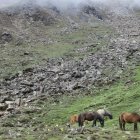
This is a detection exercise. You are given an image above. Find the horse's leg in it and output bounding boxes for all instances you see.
[81,121,84,127]
[134,123,137,131]
[92,119,96,127]
[122,122,125,131]
[119,117,122,130]
[79,121,83,127]
[78,119,83,127]
[78,115,84,127]
[78,122,81,127]
[101,119,104,127]
[119,122,122,130]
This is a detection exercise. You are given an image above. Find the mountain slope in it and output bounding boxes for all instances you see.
[0,4,139,140]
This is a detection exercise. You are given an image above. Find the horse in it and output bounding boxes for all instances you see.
[69,114,89,126]
[70,114,78,125]
[119,112,140,131]
[97,108,113,119]
[78,112,104,127]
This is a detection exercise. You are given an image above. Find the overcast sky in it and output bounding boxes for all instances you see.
[0,0,140,10]
[0,0,20,8]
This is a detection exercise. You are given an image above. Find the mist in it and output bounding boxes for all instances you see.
[0,0,140,11]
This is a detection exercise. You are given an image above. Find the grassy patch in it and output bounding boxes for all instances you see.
[134,66,140,81]
[0,20,114,78]
[43,81,140,126]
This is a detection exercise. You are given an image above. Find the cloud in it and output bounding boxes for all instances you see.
[0,0,21,8]
[36,0,140,9]
[0,0,140,11]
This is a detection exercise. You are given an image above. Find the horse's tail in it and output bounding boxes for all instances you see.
[119,115,122,130]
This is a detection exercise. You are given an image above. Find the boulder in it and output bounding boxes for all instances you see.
[0,103,8,111]
[0,32,12,43]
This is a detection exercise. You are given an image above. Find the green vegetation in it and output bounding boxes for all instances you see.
[0,67,139,139]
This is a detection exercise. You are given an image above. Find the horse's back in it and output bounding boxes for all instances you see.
[97,109,105,117]
[97,109,113,119]
[85,112,95,121]
[97,109,105,114]
[78,112,97,121]
[94,111,104,120]
[120,112,140,123]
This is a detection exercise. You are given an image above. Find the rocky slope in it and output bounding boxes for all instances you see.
[0,4,139,136]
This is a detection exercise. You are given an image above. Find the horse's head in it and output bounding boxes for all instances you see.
[104,109,113,119]
[108,114,113,119]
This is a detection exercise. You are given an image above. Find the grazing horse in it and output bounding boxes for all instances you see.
[70,114,78,125]
[78,112,104,127]
[97,108,113,119]
[119,112,140,131]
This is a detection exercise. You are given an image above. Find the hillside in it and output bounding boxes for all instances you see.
[0,3,140,140]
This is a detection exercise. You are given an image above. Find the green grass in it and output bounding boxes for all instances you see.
[135,66,140,81]
[44,82,140,126]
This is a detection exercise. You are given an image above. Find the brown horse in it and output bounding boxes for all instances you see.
[70,114,78,125]
[78,112,104,127]
[119,112,140,131]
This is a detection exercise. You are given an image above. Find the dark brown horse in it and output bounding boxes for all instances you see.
[78,112,104,127]
[119,112,140,131]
